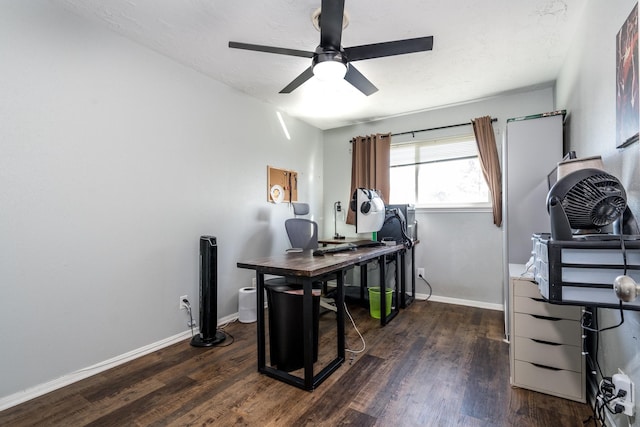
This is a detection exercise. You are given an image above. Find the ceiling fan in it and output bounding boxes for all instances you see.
[228,0,433,96]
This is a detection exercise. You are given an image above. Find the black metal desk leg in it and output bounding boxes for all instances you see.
[412,246,416,298]
[379,255,386,326]
[359,265,367,306]
[336,271,345,358]
[400,250,407,308]
[256,272,266,370]
[379,252,401,326]
[302,277,314,389]
[394,251,400,311]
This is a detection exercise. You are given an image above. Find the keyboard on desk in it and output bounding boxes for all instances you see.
[313,240,384,256]
[349,239,385,248]
[313,243,356,256]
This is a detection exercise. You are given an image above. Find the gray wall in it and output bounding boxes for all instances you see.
[555,0,640,421]
[0,2,323,401]
[323,88,555,307]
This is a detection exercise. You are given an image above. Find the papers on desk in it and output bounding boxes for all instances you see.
[285,248,303,253]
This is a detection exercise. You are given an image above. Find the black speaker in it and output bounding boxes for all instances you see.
[191,236,225,347]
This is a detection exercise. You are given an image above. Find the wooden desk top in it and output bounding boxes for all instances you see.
[237,244,404,278]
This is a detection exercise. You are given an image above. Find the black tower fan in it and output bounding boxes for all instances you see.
[191,236,226,347]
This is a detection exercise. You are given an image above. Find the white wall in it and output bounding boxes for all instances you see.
[323,88,555,306]
[555,0,640,422]
[0,2,323,401]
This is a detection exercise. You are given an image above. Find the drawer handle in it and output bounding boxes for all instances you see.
[531,338,561,346]
[531,363,562,371]
[530,314,562,321]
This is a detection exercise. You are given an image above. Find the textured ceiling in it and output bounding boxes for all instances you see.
[53,0,586,130]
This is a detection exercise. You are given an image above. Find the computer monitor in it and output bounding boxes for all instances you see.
[351,188,386,234]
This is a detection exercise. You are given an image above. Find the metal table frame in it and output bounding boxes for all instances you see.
[238,244,405,390]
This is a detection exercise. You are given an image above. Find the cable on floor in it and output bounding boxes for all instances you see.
[344,302,365,364]
[186,300,235,347]
[418,273,432,300]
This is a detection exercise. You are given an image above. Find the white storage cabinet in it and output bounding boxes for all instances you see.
[509,264,586,402]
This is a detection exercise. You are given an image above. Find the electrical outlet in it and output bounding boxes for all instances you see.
[417,268,425,278]
[179,295,189,310]
[187,320,196,327]
[610,369,634,416]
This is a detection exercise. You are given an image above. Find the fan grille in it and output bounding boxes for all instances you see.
[561,173,626,229]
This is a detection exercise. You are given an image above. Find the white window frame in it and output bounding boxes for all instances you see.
[389,133,492,211]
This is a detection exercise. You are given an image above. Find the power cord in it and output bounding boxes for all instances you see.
[343,302,366,364]
[183,298,234,347]
[582,307,608,427]
[418,273,432,300]
[581,301,624,333]
[582,305,623,426]
[582,308,605,378]
[587,377,627,426]
[183,298,196,339]
[213,326,235,347]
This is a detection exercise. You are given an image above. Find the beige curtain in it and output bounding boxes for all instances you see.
[472,116,502,226]
[346,133,391,225]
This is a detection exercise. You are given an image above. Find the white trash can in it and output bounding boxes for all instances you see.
[238,287,257,323]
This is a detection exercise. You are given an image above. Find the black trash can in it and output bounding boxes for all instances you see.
[264,282,320,372]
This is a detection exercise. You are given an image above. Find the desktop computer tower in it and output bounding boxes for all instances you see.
[191,235,226,347]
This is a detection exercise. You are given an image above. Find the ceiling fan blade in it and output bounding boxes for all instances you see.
[280,66,315,93]
[229,41,314,58]
[344,65,378,96]
[344,36,433,61]
[319,0,345,49]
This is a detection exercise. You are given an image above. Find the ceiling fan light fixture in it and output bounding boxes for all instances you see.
[313,60,347,81]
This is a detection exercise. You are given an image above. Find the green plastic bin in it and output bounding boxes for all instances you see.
[368,287,393,319]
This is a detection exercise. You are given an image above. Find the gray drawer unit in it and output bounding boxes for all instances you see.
[509,265,586,402]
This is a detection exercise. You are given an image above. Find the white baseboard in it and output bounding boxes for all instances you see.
[413,292,504,311]
[1,297,499,412]
[0,313,241,412]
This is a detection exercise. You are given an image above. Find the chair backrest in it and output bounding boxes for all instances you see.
[291,202,310,217]
[285,218,318,250]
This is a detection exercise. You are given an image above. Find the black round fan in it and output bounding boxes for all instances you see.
[547,168,629,240]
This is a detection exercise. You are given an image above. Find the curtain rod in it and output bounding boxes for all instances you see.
[385,117,497,138]
[349,117,497,142]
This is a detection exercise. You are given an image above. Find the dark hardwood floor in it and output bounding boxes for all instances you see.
[1,300,593,426]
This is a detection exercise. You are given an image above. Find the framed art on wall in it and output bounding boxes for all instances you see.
[616,2,639,148]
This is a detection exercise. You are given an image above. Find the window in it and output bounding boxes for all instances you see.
[389,134,490,208]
